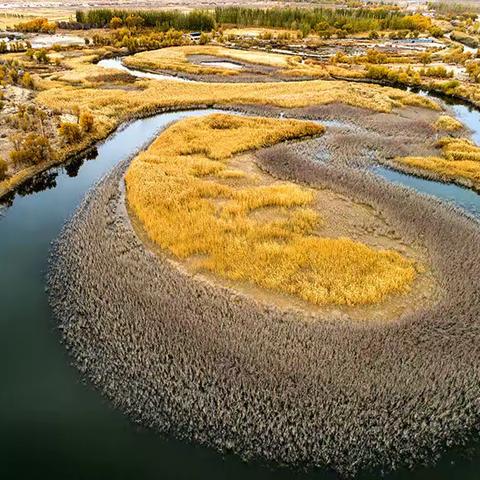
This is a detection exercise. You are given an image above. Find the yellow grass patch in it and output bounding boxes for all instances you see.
[397,137,480,188]
[434,115,463,131]
[126,114,416,307]
[37,70,438,129]
[123,45,293,76]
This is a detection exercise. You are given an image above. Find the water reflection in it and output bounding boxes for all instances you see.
[17,170,58,197]
[64,147,98,178]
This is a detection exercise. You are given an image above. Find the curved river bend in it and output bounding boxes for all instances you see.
[1,89,479,478]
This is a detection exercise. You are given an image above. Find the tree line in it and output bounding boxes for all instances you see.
[75,9,215,31]
[213,7,431,34]
[74,7,432,35]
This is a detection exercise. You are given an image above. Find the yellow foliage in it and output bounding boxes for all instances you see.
[397,137,480,188]
[434,115,463,132]
[123,45,292,76]
[126,114,416,307]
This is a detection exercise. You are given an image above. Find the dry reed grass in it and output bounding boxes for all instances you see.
[397,137,480,189]
[47,133,480,478]
[125,114,417,306]
[36,72,438,133]
[123,45,294,76]
[434,115,463,131]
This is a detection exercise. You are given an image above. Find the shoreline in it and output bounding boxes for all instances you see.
[2,50,480,203]
[47,120,480,478]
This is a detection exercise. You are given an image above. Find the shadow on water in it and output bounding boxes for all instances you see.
[0,101,479,479]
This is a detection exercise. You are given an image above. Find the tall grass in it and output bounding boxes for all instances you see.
[48,124,480,478]
[37,51,438,122]
[125,114,416,306]
[397,137,480,189]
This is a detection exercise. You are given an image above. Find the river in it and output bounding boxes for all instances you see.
[1,71,479,479]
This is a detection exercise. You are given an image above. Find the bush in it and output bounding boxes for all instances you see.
[15,18,56,33]
[199,32,210,45]
[79,111,95,133]
[21,72,34,89]
[10,133,53,167]
[0,158,8,180]
[109,16,123,29]
[34,49,49,64]
[59,122,82,144]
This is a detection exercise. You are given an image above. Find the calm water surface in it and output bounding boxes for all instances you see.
[1,102,479,479]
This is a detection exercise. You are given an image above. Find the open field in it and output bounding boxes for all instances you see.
[125,113,418,306]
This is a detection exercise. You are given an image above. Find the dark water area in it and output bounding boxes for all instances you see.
[1,100,480,479]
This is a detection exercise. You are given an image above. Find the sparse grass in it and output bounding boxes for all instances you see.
[125,113,416,306]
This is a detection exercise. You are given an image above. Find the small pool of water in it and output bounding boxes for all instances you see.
[2,32,85,49]
[97,58,192,82]
[200,60,243,70]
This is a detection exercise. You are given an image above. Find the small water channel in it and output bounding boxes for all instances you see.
[372,89,480,220]
[1,81,480,478]
[97,58,192,82]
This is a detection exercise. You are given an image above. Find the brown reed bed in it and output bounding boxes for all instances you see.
[47,107,480,479]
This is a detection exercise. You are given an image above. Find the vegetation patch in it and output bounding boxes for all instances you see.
[397,137,480,190]
[125,114,416,306]
[434,114,463,131]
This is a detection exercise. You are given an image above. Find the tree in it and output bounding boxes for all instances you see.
[125,14,144,29]
[59,122,82,144]
[79,111,95,133]
[110,16,123,29]
[10,133,53,166]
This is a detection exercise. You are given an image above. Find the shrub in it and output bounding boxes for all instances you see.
[199,32,210,45]
[79,111,95,133]
[59,122,82,144]
[109,16,123,29]
[15,17,56,34]
[34,49,49,64]
[21,72,34,89]
[9,133,53,167]
[0,158,8,180]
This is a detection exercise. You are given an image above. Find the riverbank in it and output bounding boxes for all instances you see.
[48,122,480,478]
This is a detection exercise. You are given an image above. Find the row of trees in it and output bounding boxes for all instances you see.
[75,9,215,31]
[91,28,186,53]
[14,17,57,33]
[74,7,433,35]
[214,7,432,34]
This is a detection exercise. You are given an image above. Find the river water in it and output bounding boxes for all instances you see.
[1,73,479,479]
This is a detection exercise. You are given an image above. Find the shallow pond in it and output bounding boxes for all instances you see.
[2,32,85,49]
[1,102,479,479]
[97,58,192,82]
